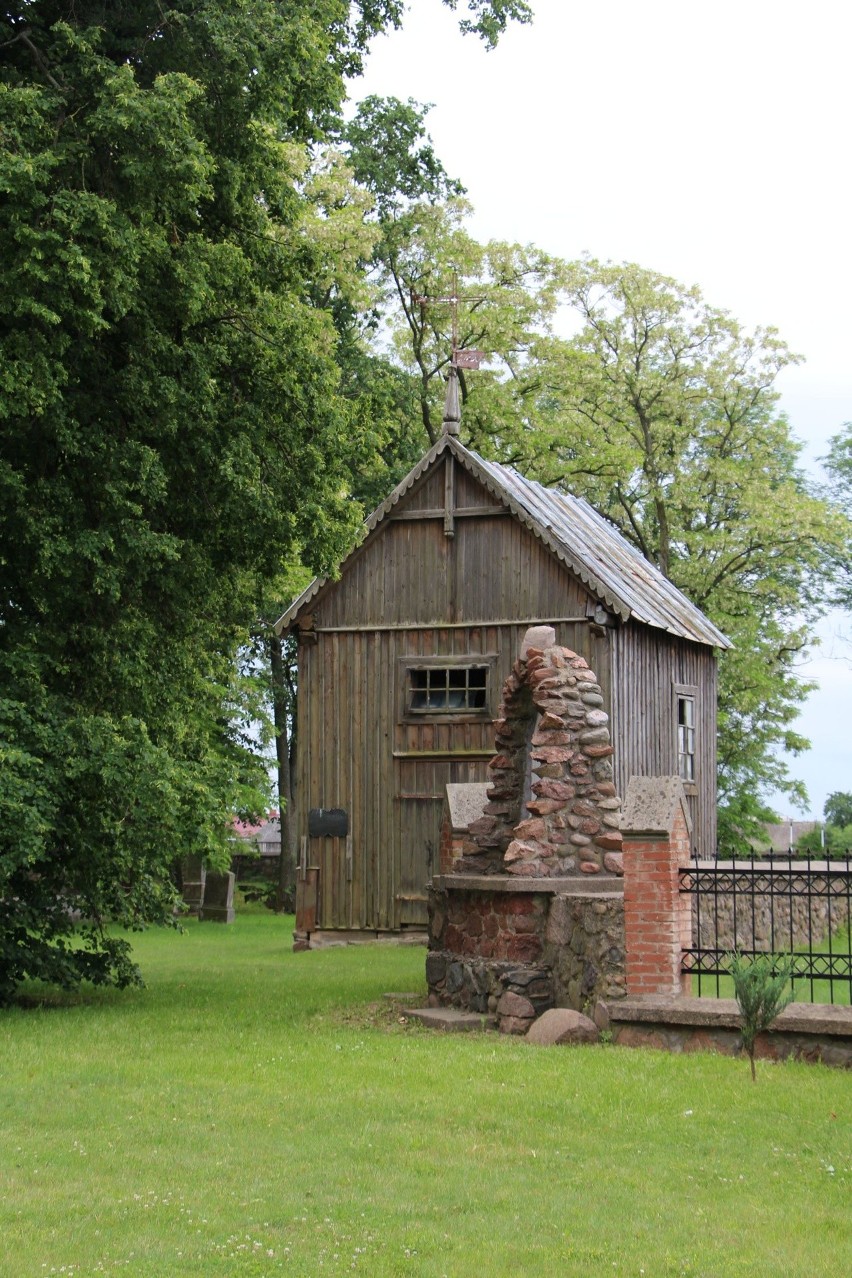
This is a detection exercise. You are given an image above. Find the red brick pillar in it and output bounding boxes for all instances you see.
[621,777,693,997]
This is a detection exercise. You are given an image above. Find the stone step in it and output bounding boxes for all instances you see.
[403,1007,496,1032]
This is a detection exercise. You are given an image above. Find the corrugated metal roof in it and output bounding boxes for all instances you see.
[466,451,730,648]
[275,435,730,650]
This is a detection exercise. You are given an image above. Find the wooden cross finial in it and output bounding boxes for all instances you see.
[410,270,486,368]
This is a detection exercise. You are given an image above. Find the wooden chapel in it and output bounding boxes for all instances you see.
[275,368,729,943]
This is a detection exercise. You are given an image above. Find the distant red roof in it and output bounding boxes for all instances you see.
[231,811,279,840]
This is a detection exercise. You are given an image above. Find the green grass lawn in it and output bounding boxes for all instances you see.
[692,926,852,1004]
[2,908,850,1278]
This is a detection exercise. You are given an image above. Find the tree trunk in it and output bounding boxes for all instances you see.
[270,632,295,911]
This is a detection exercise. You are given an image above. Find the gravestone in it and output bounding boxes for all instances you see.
[199,870,236,924]
[181,855,206,915]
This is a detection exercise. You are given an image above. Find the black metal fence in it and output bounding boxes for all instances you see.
[680,854,852,1004]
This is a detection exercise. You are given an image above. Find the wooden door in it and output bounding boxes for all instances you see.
[396,791,442,926]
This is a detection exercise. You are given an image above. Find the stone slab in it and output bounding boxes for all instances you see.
[182,884,205,912]
[621,775,692,838]
[403,1007,496,1032]
[431,874,623,895]
[308,930,428,947]
[198,870,235,923]
[181,855,206,913]
[520,625,557,658]
[198,905,235,923]
[609,994,852,1039]
[445,783,491,833]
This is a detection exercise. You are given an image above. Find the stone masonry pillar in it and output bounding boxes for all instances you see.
[621,777,693,997]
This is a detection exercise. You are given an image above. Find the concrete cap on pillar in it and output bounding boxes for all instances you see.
[621,776,693,838]
[520,625,556,659]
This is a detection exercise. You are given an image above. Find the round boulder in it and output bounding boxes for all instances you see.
[525,1008,600,1046]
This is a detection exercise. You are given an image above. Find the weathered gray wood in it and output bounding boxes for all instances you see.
[387,505,509,521]
[610,622,716,857]
[443,452,455,538]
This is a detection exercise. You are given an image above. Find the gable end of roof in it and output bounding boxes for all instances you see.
[275,436,730,650]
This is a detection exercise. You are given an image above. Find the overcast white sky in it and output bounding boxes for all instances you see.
[351,0,852,819]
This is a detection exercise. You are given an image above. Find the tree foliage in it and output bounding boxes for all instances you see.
[823,424,852,605]
[795,822,852,857]
[0,1,530,1000]
[441,0,532,47]
[367,196,565,447]
[537,266,843,847]
[344,94,466,219]
[824,791,852,829]
[336,97,474,503]
[550,267,839,845]
[794,792,852,857]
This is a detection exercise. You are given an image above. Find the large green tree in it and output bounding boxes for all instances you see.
[529,260,842,849]
[357,192,565,449]
[0,1,529,1000]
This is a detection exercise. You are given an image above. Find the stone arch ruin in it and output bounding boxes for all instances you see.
[469,625,624,877]
[427,627,628,1030]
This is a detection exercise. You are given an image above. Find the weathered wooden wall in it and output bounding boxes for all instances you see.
[316,463,599,629]
[611,622,718,857]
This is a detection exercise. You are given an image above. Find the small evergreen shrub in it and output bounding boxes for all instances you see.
[728,952,794,1080]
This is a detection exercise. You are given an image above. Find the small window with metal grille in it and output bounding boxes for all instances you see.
[408,664,488,713]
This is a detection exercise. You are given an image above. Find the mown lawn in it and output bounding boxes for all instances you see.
[1,908,850,1278]
[692,925,852,1004]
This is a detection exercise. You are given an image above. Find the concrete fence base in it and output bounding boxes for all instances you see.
[604,995,852,1070]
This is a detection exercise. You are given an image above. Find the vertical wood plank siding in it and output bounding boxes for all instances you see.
[295,456,719,930]
[611,621,717,857]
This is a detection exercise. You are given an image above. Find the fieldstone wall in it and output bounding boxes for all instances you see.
[427,879,626,1032]
[429,883,548,965]
[607,996,852,1069]
[543,892,626,1007]
[426,883,552,1033]
[468,627,624,878]
[426,627,629,1032]
[425,967,552,1034]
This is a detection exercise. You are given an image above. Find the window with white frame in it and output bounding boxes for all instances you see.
[675,687,697,783]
